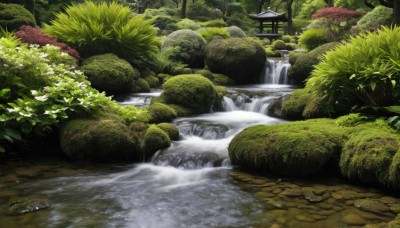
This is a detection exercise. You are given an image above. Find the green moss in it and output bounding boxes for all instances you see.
[162,74,216,114]
[213,73,235,86]
[133,78,151,93]
[161,29,206,68]
[143,125,171,159]
[265,47,281,57]
[0,3,36,31]
[229,119,346,176]
[148,102,177,123]
[288,51,302,65]
[289,42,339,85]
[340,129,400,189]
[194,69,214,80]
[226,26,246,38]
[182,68,193,74]
[81,53,138,95]
[156,73,171,85]
[144,75,159,88]
[356,6,393,31]
[8,197,49,215]
[272,40,287,50]
[60,118,145,162]
[281,88,313,120]
[156,123,179,140]
[196,27,230,43]
[200,19,227,28]
[282,35,293,43]
[205,38,266,84]
[167,104,193,117]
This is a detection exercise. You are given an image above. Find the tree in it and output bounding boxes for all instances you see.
[181,0,187,18]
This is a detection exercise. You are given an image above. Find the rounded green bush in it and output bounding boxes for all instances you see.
[144,75,159,88]
[81,53,138,95]
[282,35,293,43]
[200,19,227,28]
[229,119,346,176]
[340,129,400,189]
[0,3,36,31]
[205,38,266,84]
[60,118,144,162]
[298,28,328,51]
[196,27,230,43]
[148,102,178,123]
[162,74,216,114]
[143,125,171,159]
[152,15,178,30]
[133,78,151,93]
[289,42,339,85]
[265,47,281,57]
[306,27,400,115]
[161,29,206,68]
[356,6,393,31]
[44,1,159,68]
[156,123,179,140]
[226,26,246,38]
[187,2,222,21]
[272,40,287,50]
[176,18,201,30]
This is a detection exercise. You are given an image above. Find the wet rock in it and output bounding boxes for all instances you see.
[295,214,315,222]
[270,224,281,228]
[311,214,327,221]
[389,204,400,213]
[388,219,400,228]
[276,217,286,224]
[342,214,369,226]
[281,188,303,197]
[272,188,282,194]
[303,188,328,203]
[364,222,389,228]
[256,191,275,199]
[318,210,335,216]
[263,199,285,209]
[318,203,334,210]
[379,197,399,205]
[8,197,50,215]
[354,199,391,214]
[332,190,362,200]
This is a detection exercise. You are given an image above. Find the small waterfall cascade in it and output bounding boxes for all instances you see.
[263,58,291,84]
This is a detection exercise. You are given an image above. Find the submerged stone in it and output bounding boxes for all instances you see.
[8,197,50,215]
[354,199,391,215]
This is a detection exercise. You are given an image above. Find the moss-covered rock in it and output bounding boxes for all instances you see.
[265,46,281,57]
[289,42,339,85]
[81,53,138,95]
[161,29,206,68]
[133,78,151,93]
[0,3,36,31]
[340,129,400,190]
[213,73,235,86]
[60,118,146,162]
[156,73,171,85]
[161,74,216,114]
[8,197,50,215]
[148,102,177,123]
[156,123,179,140]
[226,26,246,38]
[143,125,171,159]
[205,38,266,84]
[229,119,346,176]
[272,40,287,50]
[194,69,214,80]
[144,75,159,88]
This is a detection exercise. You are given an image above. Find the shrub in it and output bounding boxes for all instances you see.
[356,6,393,31]
[306,27,400,115]
[312,7,362,21]
[144,75,159,88]
[15,25,79,59]
[152,15,178,30]
[196,27,230,43]
[176,18,201,30]
[226,26,246,38]
[143,7,177,18]
[161,74,216,114]
[187,2,221,21]
[81,54,138,95]
[272,40,287,50]
[133,78,151,93]
[298,28,328,51]
[200,19,227,28]
[44,1,160,68]
[282,35,292,43]
[161,29,206,68]
[0,3,36,31]
[297,0,327,19]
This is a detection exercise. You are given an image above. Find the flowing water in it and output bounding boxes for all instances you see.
[1,59,400,227]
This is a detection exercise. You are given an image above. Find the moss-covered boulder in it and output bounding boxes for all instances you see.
[161,29,206,68]
[340,129,400,190]
[148,102,178,123]
[205,38,266,84]
[289,42,339,85]
[194,69,214,80]
[143,125,171,159]
[157,123,179,140]
[161,74,216,114]
[60,118,145,162]
[0,3,36,31]
[8,197,50,215]
[226,26,246,38]
[212,73,235,86]
[144,75,159,88]
[229,119,346,176]
[133,78,151,93]
[81,53,139,95]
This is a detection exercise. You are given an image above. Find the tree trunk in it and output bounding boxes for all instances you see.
[395,0,400,26]
[181,0,187,18]
[286,0,293,34]
[257,0,266,13]
[325,0,333,7]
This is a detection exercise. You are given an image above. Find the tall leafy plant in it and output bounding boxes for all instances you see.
[306,27,400,115]
[44,1,160,68]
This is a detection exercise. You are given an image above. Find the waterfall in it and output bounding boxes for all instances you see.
[222,94,278,114]
[263,59,291,84]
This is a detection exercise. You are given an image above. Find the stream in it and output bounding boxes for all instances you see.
[1,59,399,227]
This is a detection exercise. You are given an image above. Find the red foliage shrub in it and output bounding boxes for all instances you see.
[312,7,362,21]
[15,26,80,60]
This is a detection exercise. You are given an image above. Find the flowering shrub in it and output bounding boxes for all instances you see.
[15,26,80,59]
[312,7,362,21]
[0,36,148,141]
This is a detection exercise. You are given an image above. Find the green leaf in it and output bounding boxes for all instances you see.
[384,106,400,114]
